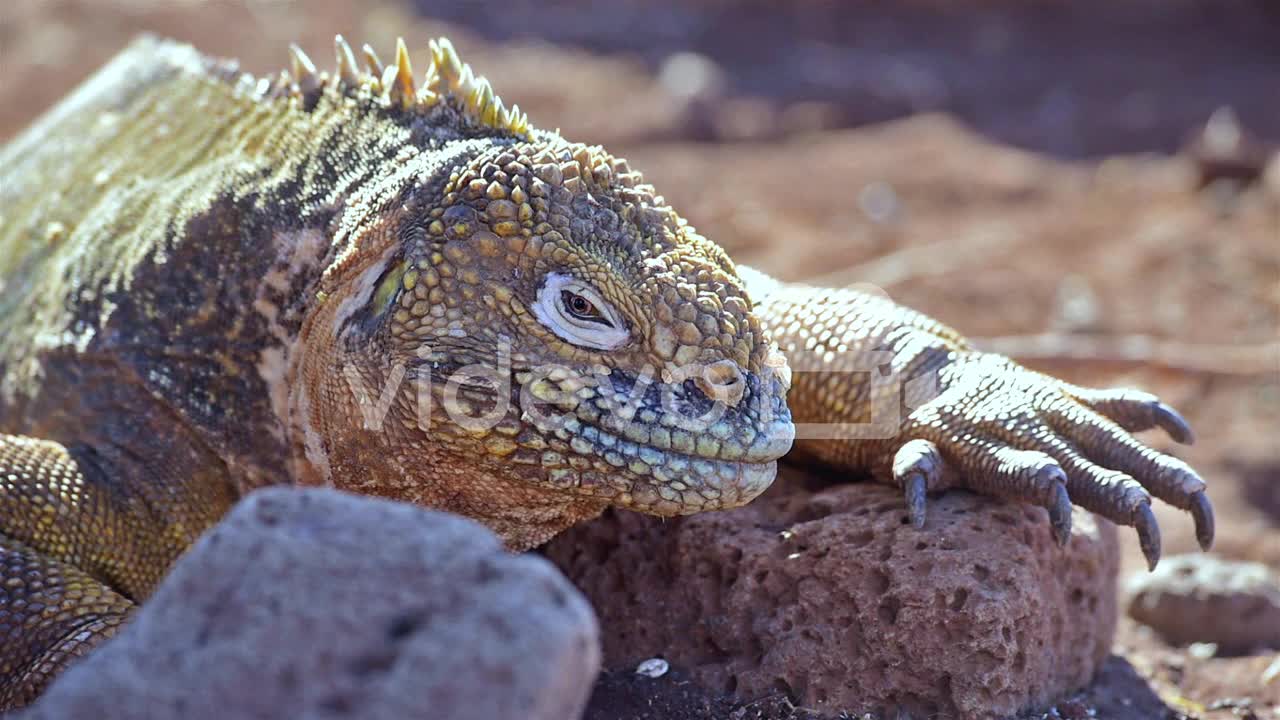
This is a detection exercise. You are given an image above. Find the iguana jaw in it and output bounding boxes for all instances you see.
[508,364,795,515]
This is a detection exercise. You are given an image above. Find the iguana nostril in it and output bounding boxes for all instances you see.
[695,360,746,408]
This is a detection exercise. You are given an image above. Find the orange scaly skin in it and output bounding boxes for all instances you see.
[0,36,1212,709]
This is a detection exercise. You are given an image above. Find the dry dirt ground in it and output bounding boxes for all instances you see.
[2,1,1277,718]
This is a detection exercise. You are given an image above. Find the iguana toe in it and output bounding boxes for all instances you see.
[1070,387,1196,445]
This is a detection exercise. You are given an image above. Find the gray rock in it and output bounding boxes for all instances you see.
[1127,553,1280,654]
[21,488,601,720]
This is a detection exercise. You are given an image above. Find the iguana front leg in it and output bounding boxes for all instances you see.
[0,435,233,709]
[743,269,1213,569]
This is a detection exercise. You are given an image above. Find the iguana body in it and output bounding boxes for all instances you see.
[0,36,1213,709]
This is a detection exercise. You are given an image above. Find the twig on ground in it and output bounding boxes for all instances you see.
[975,333,1279,378]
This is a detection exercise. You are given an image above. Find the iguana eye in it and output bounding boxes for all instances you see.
[534,273,629,350]
[560,290,607,324]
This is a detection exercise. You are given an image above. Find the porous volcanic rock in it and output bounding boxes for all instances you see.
[546,469,1120,720]
[1126,553,1280,654]
[22,488,601,720]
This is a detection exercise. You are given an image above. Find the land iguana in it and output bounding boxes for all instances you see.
[0,36,1214,709]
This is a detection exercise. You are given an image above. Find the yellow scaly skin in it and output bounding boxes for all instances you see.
[0,36,1212,709]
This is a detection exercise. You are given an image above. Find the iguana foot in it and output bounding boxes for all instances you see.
[889,355,1212,570]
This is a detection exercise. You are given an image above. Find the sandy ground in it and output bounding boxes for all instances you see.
[2,1,1277,717]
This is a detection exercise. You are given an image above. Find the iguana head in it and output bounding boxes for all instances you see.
[294,38,794,547]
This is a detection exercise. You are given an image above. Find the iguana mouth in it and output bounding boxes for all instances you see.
[515,368,795,514]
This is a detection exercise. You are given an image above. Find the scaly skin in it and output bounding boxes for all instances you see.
[0,36,1212,709]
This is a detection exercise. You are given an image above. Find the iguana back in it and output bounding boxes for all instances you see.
[0,36,505,490]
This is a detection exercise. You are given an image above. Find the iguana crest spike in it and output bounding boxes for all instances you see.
[429,37,466,90]
[386,38,416,110]
[287,43,318,94]
[333,35,360,87]
[360,43,384,78]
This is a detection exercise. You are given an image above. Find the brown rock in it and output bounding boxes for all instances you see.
[1126,554,1280,654]
[546,470,1120,719]
[22,488,601,720]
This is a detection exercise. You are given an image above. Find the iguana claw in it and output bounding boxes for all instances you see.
[1134,503,1162,571]
[892,438,945,530]
[1047,482,1073,547]
[1152,402,1195,445]
[1189,491,1215,550]
[903,474,928,530]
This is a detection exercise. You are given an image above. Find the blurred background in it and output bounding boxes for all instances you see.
[2,0,1277,714]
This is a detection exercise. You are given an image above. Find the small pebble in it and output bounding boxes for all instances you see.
[857,181,900,224]
[1188,642,1218,659]
[635,657,669,678]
